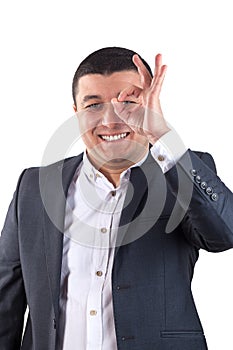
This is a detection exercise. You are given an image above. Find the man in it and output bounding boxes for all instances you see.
[0,47,233,350]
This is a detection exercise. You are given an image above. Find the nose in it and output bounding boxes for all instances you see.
[101,103,124,127]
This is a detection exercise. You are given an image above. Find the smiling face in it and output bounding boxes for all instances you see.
[74,71,149,173]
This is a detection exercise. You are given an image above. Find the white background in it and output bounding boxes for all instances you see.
[0,1,233,348]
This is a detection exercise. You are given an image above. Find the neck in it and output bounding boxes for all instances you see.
[99,163,133,187]
[86,149,148,187]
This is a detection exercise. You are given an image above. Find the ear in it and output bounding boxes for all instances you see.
[73,104,77,112]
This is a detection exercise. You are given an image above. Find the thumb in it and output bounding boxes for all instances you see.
[111,98,129,122]
[111,98,144,134]
[111,98,140,125]
[111,97,123,110]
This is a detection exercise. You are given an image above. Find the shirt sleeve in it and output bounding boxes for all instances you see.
[150,129,187,173]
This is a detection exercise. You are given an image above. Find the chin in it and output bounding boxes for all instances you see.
[101,150,141,168]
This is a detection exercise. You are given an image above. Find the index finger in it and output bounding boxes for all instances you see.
[132,54,152,88]
[117,85,142,102]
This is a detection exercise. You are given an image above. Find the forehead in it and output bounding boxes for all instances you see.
[75,71,141,104]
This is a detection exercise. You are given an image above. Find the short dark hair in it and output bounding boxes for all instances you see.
[72,46,153,106]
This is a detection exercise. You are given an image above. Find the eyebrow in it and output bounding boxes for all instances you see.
[81,95,102,105]
[81,92,122,106]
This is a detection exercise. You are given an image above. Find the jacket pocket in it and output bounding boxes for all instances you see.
[161,330,205,338]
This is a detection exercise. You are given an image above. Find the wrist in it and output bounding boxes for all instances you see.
[148,127,171,145]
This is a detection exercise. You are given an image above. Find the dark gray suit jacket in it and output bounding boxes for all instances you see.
[0,149,233,350]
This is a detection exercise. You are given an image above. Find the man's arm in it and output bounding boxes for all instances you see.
[112,51,233,251]
[0,171,27,350]
[165,149,233,251]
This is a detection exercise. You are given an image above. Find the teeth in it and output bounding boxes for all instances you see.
[101,133,127,142]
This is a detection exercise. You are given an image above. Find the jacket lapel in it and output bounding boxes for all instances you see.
[115,152,165,250]
[42,155,83,321]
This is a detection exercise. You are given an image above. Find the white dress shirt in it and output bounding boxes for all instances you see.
[58,130,186,350]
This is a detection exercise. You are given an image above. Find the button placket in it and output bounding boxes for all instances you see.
[87,246,108,349]
[69,158,129,350]
[87,210,112,336]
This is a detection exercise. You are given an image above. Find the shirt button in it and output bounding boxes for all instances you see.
[111,191,116,197]
[157,155,165,161]
[96,271,103,277]
[90,310,97,316]
[100,227,107,234]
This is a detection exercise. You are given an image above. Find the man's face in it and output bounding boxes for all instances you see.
[74,71,149,170]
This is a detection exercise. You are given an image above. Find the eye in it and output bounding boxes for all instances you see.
[122,100,137,105]
[85,103,104,111]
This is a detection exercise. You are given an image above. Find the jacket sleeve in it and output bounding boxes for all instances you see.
[165,149,233,252]
[0,170,27,350]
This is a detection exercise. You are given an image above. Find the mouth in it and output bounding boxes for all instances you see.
[99,132,130,142]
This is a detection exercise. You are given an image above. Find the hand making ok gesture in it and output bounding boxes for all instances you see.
[111,53,170,144]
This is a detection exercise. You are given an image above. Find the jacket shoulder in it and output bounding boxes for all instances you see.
[18,154,84,196]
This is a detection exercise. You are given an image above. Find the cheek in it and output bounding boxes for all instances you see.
[77,112,100,136]
[81,130,97,147]
[80,132,96,153]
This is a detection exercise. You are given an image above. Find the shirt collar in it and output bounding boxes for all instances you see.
[81,149,149,187]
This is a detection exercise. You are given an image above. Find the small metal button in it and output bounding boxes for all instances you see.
[96,271,103,277]
[121,335,135,341]
[211,193,218,201]
[158,155,165,161]
[190,169,197,177]
[195,175,201,183]
[100,227,107,234]
[200,181,207,190]
[116,284,131,290]
[206,187,213,195]
[90,310,97,316]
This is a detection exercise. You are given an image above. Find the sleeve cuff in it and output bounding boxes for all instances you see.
[150,129,187,173]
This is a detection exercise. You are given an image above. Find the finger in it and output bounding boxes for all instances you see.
[117,85,142,102]
[111,98,145,134]
[153,54,167,80]
[133,54,152,88]
[154,53,162,77]
[111,98,139,122]
[111,98,131,123]
[151,54,167,97]
[156,65,167,95]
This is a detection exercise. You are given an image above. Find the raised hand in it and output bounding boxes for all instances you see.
[111,53,170,144]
